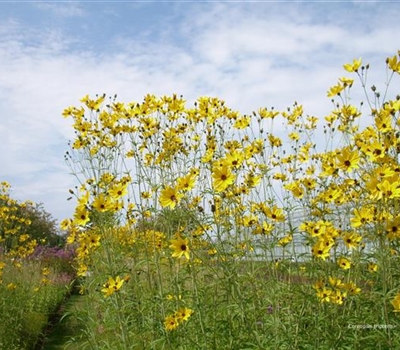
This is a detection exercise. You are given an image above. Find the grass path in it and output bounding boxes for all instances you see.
[36,293,87,350]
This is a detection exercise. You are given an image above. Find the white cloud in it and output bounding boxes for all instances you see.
[33,2,85,18]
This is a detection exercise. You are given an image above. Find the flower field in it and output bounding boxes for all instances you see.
[2,52,400,349]
[0,181,76,349]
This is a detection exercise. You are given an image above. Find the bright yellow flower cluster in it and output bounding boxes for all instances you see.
[164,307,193,331]
[314,277,360,305]
[0,182,37,259]
[62,52,400,314]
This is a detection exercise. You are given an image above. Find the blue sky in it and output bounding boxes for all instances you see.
[0,1,399,224]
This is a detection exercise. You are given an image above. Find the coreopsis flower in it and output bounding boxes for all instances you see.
[316,287,332,303]
[159,186,183,209]
[60,218,72,231]
[263,205,285,222]
[278,235,292,247]
[141,191,152,199]
[338,257,351,270]
[212,165,235,192]
[387,54,400,73]
[176,173,197,192]
[80,94,105,110]
[391,292,400,312]
[284,181,304,198]
[374,110,392,133]
[169,235,190,260]
[386,216,400,240]
[339,77,354,86]
[258,107,279,119]
[377,180,400,200]
[344,282,361,295]
[242,214,258,227]
[312,239,331,260]
[108,182,128,199]
[301,177,317,191]
[175,307,193,323]
[73,205,90,226]
[273,173,287,181]
[367,262,378,273]
[336,147,360,172]
[253,221,274,235]
[223,150,245,169]
[92,194,113,212]
[288,132,300,141]
[84,231,101,248]
[164,315,179,331]
[327,83,345,97]
[101,276,125,297]
[350,206,374,228]
[42,267,50,276]
[343,57,362,72]
[330,289,347,305]
[268,134,282,147]
[343,231,362,250]
[233,116,251,129]
[244,172,262,188]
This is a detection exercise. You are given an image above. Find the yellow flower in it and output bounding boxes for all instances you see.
[253,221,274,235]
[288,132,300,141]
[108,182,128,199]
[263,205,285,222]
[268,134,282,147]
[316,287,332,303]
[7,283,17,290]
[223,150,245,169]
[164,315,179,331]
[169,235,190,260]
[233,116,251,129]
[312,239,331,260]
[60,218,72,231]
[84,231,101,248]
[344,282,361,295]
[338,257,351,270]
[278,235,292,247]
[73,205,90,226]
[101,276,125,297]
[42,267,50,276]
[387,54,400,73]
[330,289,347,305]
[336,147,360,172]
[350,206,374,228]
[391,292,400,312]
[343,57,362,72]
[342,231,362,250]
[212,165,235,192]
[175,307,193,323]
[386,216,400,240]
[159,186,183,209]
[176,173,197,192]
[367,262,378,273]
[377,180,400,200]
[339,77,354,86]
[92,194,113,212]
[327,83,345,97]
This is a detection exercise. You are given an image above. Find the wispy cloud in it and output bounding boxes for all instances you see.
[33,2,85,18]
